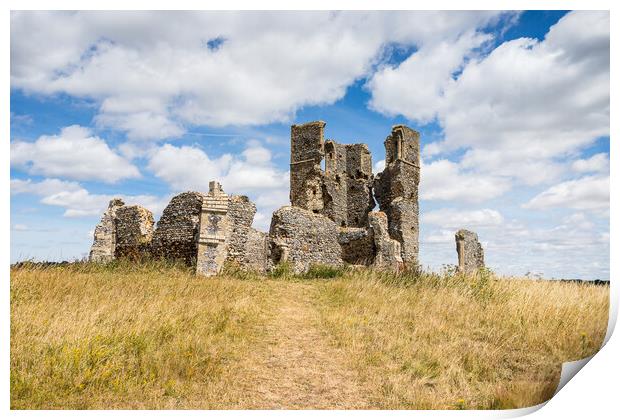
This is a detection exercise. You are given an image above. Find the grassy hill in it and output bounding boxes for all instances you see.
[10,261,609,409]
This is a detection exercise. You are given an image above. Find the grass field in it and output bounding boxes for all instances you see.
[10,261,609,409]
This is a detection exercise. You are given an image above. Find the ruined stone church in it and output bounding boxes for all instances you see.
[89,121,484,275]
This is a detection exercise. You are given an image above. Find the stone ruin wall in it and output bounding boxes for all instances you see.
[114,205,154,260]
[151,191,205,265]
[373,125,420,266]
[196,182,269,276]
[290,121,325,214]
[290,121,420,268]
[269,206,343,274]
[89,198,125,262]
[89,120,486,276]
[455,229,485,274]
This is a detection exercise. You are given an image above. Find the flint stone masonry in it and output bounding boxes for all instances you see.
[455,229,485,274]
[269,206,343,274]
[323,141,374,228]
[227,195,267,270]
[89,198,125,262]
[88,120,434,276]
[338,227,375,265]
[114,205,154,260]
[373,125,420,266]
[291,121,374,228]
[369,211,403,270]
[243,228,269,273]
[290,121,325,214]
[196,182,266,276]
[151,192,205,265]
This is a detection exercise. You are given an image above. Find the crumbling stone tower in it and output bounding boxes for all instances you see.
[290,121,374,228]
[373,125,420,266]
[290,121,326,214]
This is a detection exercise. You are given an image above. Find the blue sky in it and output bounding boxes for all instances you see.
[10,11,610,279]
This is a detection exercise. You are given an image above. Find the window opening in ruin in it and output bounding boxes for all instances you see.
[341,221,346,228]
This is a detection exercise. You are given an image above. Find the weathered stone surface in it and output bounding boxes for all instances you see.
[323,140,348,227]
[114,205,154,260]
[455,229,485,274]
[196,182,231,276]
[374,125,420,266]
[196,182,268,276]
[345,143,374,227]
[269,206,343,274]
[368,211,403,270]
[323,141,374,228]
[226,195,261,269]
[290,122,374,228]
[242,228,269,272]
[151,192,205,265]
[290,121,325,214]
[338,227,375,265]
[89,198,125,262]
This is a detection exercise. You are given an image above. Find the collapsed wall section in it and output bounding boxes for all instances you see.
[368,211,403,271]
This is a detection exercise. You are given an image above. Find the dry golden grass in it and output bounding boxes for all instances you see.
[10,261,273,409]
[10,262,609,410]
[313,269,610,409]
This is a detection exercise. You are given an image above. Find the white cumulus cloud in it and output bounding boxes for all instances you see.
[11,11,509,140]
[11,178,167,218]
[11,125,140,183]
[523,175,609,211]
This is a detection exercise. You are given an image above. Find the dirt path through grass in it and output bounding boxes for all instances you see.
[238,281,370,409]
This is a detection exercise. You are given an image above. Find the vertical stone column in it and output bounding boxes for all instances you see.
[196,182,231,276]
[455,229,485,274]
[373,125,420,266]
[322,140,348,226]
[369,211,403,270]
[290,121,325,213]
[345,143,374,228]
[89,198,125,262]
